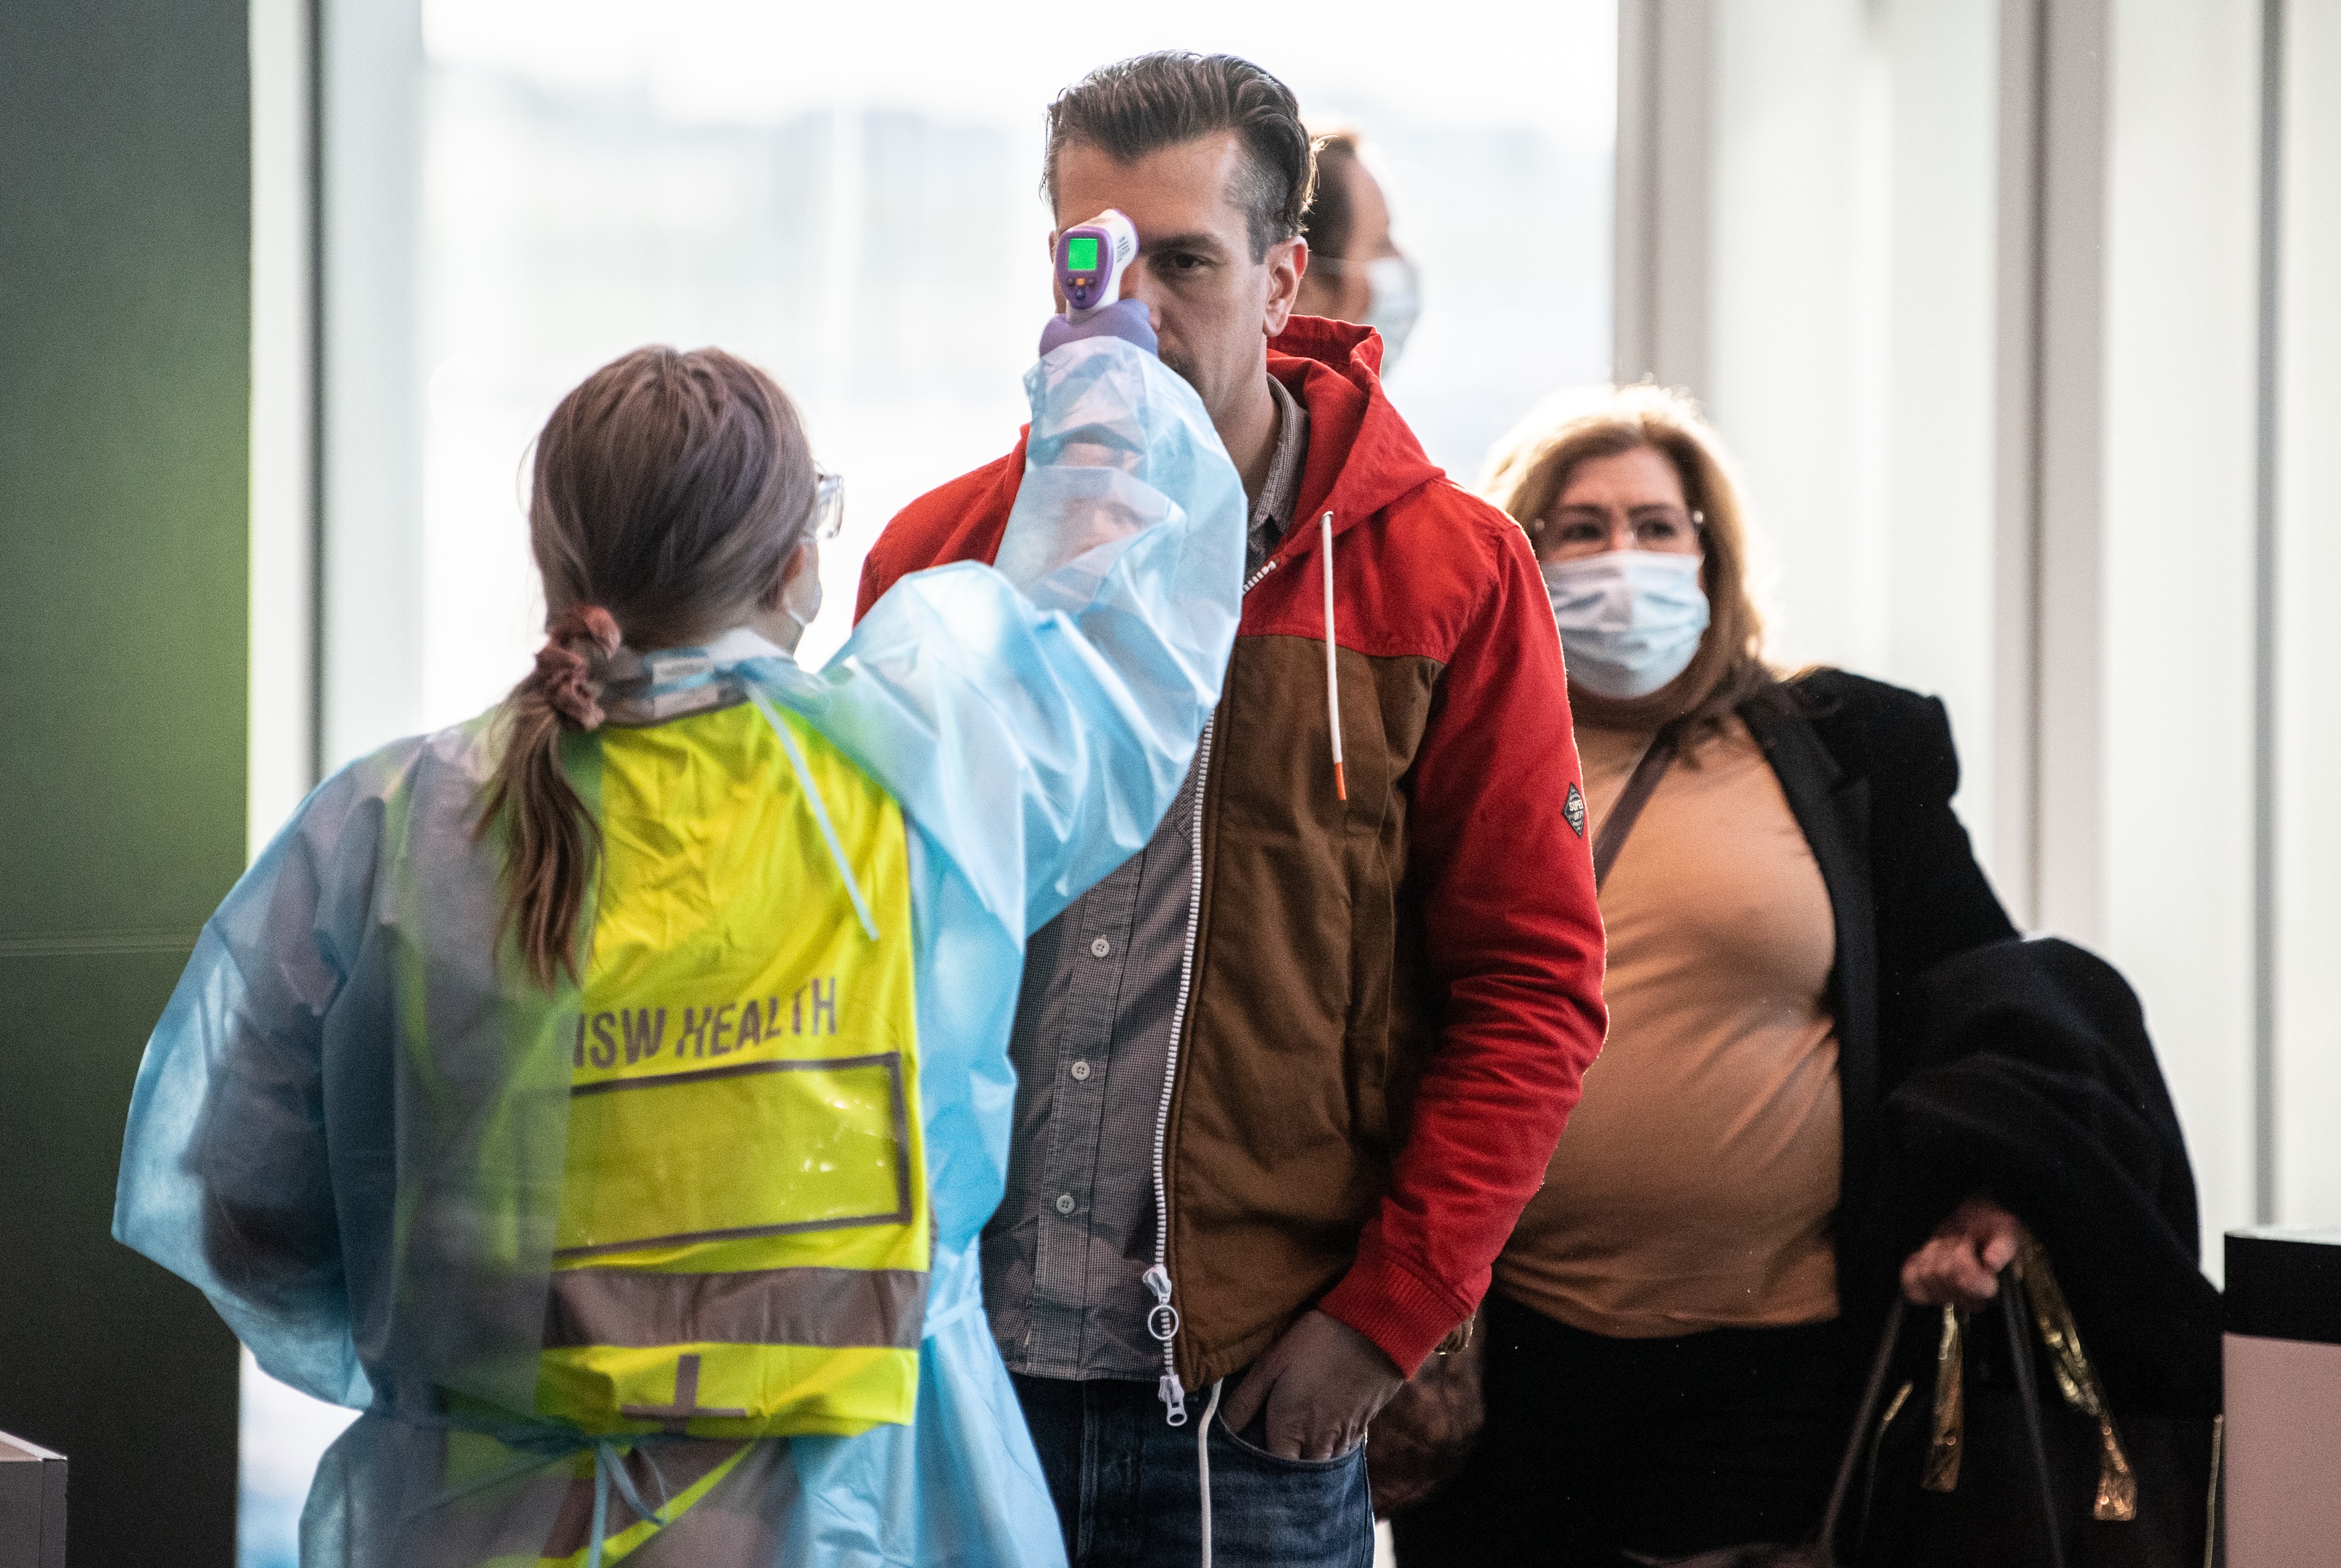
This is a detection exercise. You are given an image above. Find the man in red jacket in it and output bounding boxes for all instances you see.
[856,52,1607,1567]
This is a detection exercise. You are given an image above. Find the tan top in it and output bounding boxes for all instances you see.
[1495,715,1843,1337]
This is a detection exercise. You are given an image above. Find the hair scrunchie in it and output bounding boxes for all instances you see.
[536,604,623,730]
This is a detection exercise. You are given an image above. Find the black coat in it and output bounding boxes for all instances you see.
[1743,670,2219,1415]
[1884,937,2224,1416]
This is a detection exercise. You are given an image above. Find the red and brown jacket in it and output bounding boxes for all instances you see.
[856,317,1607,1383]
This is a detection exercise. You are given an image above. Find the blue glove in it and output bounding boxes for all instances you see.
[1039,298,1157,358]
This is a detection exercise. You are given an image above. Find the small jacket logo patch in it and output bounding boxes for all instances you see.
[1563,781,1587,838]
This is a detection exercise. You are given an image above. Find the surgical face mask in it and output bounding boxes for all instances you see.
[774,550,823,655]
[1361,255,1421,369]
[1541,550,1710,700]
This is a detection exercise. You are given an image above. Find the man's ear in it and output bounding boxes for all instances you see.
[1263,236,1305,338]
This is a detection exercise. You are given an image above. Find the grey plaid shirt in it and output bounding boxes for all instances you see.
[981,375,1310,1379]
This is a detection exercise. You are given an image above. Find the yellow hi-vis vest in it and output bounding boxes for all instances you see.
[536,697,928,1441]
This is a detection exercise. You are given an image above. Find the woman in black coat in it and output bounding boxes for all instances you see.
[1386,386,2216,1566]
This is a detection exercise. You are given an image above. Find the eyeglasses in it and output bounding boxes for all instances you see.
[1536,505,1704,559]
[811,468,846,541]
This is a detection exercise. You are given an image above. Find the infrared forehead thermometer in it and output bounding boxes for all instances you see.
[1055,209,1140,319]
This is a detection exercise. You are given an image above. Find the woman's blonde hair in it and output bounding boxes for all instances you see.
[1480,381,1775,742]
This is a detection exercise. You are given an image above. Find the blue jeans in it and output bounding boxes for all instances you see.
[1011,1373,1376,1568]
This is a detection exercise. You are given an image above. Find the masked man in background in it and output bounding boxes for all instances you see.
[1292,126,1422,369]
[856,51,1607,1568]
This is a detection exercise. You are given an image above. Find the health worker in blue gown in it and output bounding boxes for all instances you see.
[113,323,1242,1567]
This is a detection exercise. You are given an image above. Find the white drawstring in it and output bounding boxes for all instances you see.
[1319,510,1345,802]
[585,1439,670,1568]
[1197,1378,1225,1568]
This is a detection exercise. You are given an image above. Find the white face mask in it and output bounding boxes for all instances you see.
[1540,550,1709,700]
[1361,255,1421,370]
[774,549,823,655]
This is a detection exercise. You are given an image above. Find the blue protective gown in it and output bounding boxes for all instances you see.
[113,336,1245,1567]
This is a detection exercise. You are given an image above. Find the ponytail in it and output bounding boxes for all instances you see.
[478,605,620,990]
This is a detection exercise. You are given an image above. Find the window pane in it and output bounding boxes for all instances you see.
[400,0,1617,731]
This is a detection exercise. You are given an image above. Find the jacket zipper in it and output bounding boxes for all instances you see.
[1145,555,1280,1427]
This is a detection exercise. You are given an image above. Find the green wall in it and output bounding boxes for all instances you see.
[0,3,251,1563]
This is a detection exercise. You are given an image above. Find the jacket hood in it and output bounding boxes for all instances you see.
[1268,315,1448,545]
[852,316,1458,623]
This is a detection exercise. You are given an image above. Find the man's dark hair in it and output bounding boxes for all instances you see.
[1043,52,1315,262]
[1302,130,1363,261]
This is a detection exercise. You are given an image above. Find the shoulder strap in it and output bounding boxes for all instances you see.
[1591,723,1682,893]
[746,690,880,941]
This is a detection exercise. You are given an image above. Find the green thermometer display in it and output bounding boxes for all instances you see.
[1056,210,1138,317]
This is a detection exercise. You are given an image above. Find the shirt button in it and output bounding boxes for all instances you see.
[1055,1193,1077,1215]
[1070,1059,1092,1081]
[1089,936,1112,958]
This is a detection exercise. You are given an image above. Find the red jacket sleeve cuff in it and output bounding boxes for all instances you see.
[1318,1239,1471,1378]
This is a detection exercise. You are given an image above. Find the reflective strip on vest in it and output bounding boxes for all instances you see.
[538,699,928,1441]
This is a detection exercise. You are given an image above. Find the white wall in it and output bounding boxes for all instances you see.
[1697,0,2294,1269]
[1879,1,2001,862]
[250,0,314,851]
[2274,0,2341,1229]
[1704,0,2002,869]
[1707,0,1892,674]
[2099,0,2263,1264]
[318,0,426,771]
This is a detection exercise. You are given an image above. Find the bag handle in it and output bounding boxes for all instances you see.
[1814,1295,1909,1559]
[1816,1275,2069,1567]
[1998,1272,2069,1568]
[1592,721,1683,892]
